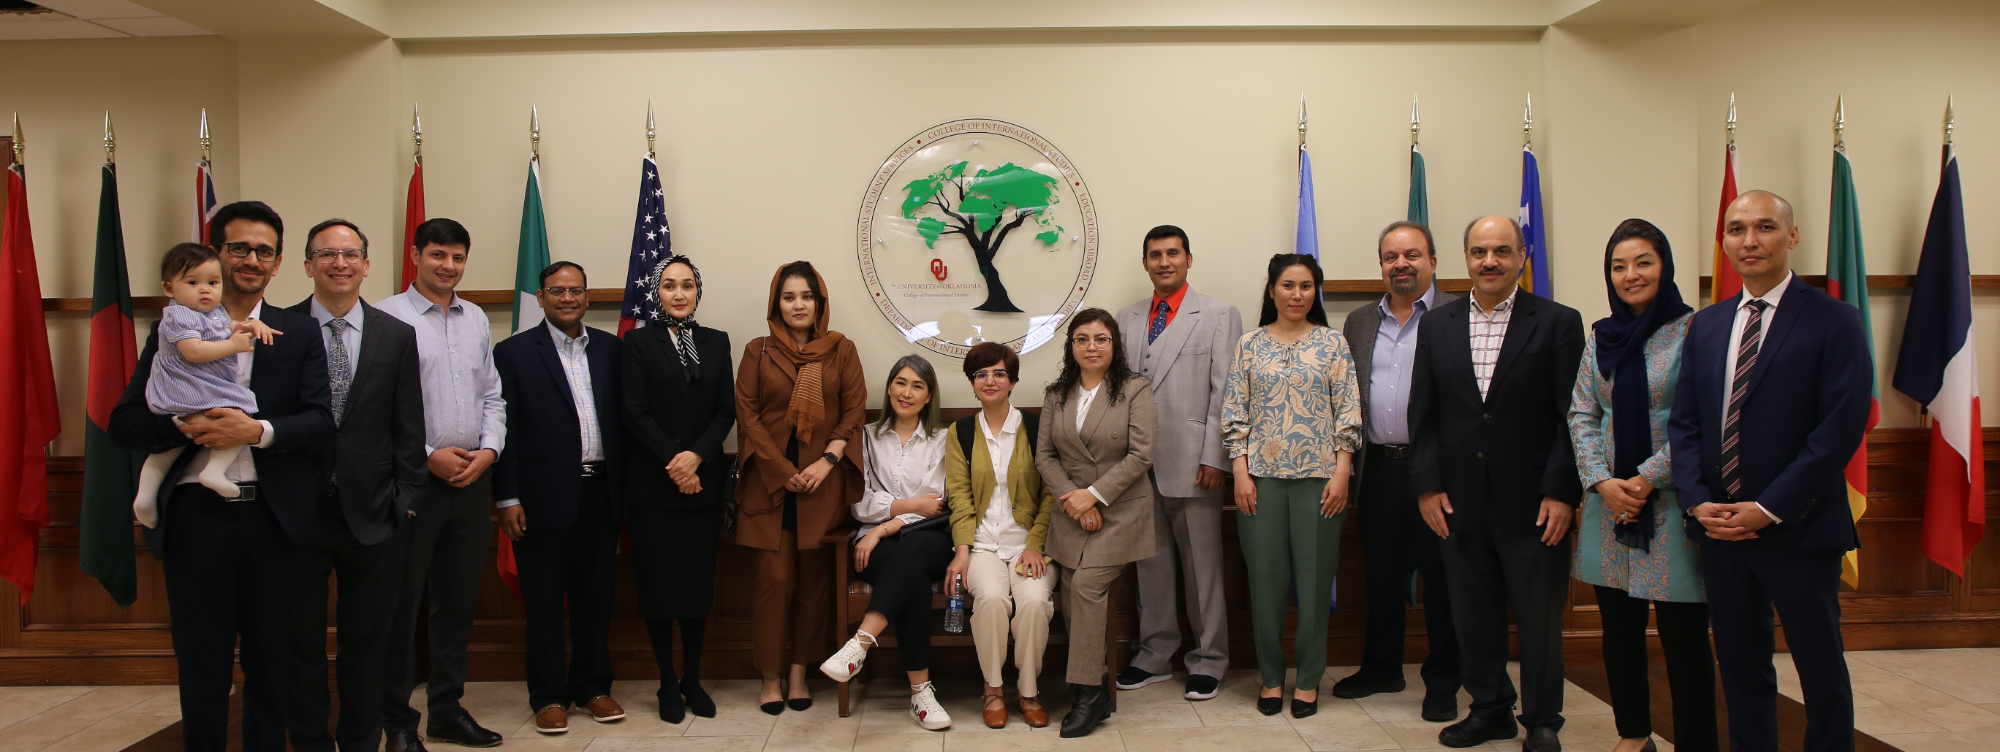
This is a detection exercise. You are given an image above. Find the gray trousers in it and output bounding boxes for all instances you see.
[383,473,494,732]
[1130,487,1230,679]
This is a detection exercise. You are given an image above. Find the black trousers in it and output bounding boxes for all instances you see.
[1356,448,1461,694]
[855,528,954,672]
[1440,504,1571,730]
[1703,544,1853,752]
[512,475,620,711]
[384,473,494,731]
[286,490,409,752]
[1594,586,1718,751]
[161,484,295,752]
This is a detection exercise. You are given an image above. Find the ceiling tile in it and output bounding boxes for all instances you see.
[28,0,162,20]
[91,14,210,35]
[0,15,128,39]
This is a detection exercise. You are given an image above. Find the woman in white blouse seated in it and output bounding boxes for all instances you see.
[819,355,955,730]
[942,342,1058,730]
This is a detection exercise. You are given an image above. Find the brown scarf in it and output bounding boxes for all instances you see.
[765,264,845,443]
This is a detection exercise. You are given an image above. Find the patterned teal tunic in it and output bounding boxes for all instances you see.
[1569,313,1704,603]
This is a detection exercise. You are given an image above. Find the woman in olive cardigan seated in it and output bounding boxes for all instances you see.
[942,342,1057,730]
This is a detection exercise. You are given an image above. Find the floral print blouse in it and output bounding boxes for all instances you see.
[1222,326,1363,479]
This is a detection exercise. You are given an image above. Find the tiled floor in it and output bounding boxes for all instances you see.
[1774,648,2000,752]
[0,685,180,752]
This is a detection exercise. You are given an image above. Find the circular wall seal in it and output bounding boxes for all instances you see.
[856,119,1099,358]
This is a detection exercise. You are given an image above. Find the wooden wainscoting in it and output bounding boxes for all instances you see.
[4,424,1997,685]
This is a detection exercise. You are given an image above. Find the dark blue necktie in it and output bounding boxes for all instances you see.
[1148,299,1170,344]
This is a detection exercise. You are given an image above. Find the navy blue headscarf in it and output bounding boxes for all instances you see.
[1591,218,1692,551]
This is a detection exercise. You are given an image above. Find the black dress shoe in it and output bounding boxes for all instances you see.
[426,715,503,748]
[1059,682,1112,738]
[1437,713,1517,748]
[658,688,686,724]
[683,682,717,718]
[1522,725,1562,752]
[1256,693,1283,716]
[1421,690,1459,722]
[386,729,428,752]
[1331,672,1407,699]
[1291,697,1318,719]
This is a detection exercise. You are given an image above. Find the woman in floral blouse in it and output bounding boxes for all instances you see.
[1222,253,1362,720]
[1567,219,1715,752]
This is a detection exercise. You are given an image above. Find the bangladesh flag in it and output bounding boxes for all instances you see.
[1826,145,1879,589]
[512,155,549,334]
[80,162,140,607]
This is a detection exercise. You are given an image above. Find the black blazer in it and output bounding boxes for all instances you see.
[622,323,735,510]
[285,297,428,546]
[1409,291,1586,538]
[493,323,625,529]
[1668,274,1870,552]
[110,301,336,556]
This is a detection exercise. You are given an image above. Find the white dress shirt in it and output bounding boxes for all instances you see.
[1717,272,1793,523]
[175,299,277,487]
[974,408,1031,561]
[1073,382,1109,506]
[853,421,947,538]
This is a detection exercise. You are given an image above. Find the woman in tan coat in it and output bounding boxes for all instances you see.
[735,261,868,714]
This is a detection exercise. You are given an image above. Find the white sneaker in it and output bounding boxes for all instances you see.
[819,629,875,682]
[910,682,951,730]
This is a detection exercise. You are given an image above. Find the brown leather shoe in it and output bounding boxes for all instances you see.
[579,695,626,722]
[534,705,568,734]
[1019,694,1049,728]
[982,686,1008,729]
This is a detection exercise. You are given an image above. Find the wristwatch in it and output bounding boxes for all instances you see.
[821,451,840,466]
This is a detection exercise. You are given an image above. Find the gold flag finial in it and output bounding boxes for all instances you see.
[1297,94,1307,148]
[1945,94,1955,148]
[1726,92,1738,150]
[646,99,657,159]
[104,110,116,166]
[1411,93,1421,147]
[530,104,540,158]
[1523,92,1534,149]
[198,108,211,165]
[1833,94,1846,153]
[11,113,22,167]
[412,102,423,163]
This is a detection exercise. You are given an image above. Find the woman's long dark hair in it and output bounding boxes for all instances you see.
[875,354,944,435]
[1257,253,1330,327]
[1045,308,1134,406]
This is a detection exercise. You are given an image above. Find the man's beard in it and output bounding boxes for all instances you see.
[1389,274,1419,296]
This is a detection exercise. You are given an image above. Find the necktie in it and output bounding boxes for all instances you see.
[1719,299,1768,498]
[326,318,352,426]
[1148,299,1170,344]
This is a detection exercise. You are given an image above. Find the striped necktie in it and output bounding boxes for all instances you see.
[1719,299,1769,498]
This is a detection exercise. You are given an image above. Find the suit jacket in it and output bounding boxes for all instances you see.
[1667,274,1870,551]
[732,335,867,551]
[1117,289,1242,498]
[493,323,625,530]
[1341,287,1457,481]
[1036,377,1157,570]
[622,323,735,510]
[285,297,428,546]
[1409,291,1585,537]
[109,301,336,557]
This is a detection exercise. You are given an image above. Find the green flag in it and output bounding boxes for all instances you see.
[1826,145,1879,590]
[513,156,550,333]
[80,162,139,607]
[1408,145,1429,226]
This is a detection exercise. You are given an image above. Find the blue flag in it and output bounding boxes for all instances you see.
[1518,146,1550,297]
[1296,147,1318,259]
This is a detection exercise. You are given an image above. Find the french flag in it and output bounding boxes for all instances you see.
[1892,144,1984,577]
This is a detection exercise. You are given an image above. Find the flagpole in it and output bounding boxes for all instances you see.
[1523,92,1534,151]
[103,111,115,167]
[1834,94,1846,154]
[646,100,656,160]
[1411,94,1420,148]
[1297,94,1307,150]
[412,103,423,166]
[198,108,210,167]
[11,113,23,167]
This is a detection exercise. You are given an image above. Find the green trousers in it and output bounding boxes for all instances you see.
[1238,476,1348,691]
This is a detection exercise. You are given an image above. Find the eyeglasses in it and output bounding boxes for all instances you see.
[541,286,589,299]
[221,242,279,263]
[972,369,1010,382]
[309,248,367,264]
[1071,336,1114,351]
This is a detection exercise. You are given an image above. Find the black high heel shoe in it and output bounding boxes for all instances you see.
[1256,688,1283,717]
[1291,696,1318,719]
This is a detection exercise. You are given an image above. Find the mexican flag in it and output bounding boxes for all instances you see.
[80,162,140,607]
[1825,146,1879,589]
[512,155,549,334]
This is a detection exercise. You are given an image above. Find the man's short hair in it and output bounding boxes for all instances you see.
[208,201,284,254]
[1377,220,1435,258]
[1462,215,1525,251]
[413,217,471,252]
[305,218,369,253]
[1141,224,1190,256]
[538,260,587,288]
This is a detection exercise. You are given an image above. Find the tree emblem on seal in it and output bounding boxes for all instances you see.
[899,161,1064,313]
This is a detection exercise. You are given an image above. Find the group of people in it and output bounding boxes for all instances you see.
[110,189,1868,752]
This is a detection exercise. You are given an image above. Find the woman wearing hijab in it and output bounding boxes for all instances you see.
[1567,219,1715,752]
[622,255,734,723]
[736,260,869,715]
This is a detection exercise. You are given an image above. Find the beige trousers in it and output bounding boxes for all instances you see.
[965,551,1058,697]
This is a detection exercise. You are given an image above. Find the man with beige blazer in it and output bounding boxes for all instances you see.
[1113,225,1242,701]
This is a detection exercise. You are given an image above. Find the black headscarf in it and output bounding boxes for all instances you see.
[1591,218,1692,551]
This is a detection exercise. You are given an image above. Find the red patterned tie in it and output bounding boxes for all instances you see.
[1718,299,1769,498]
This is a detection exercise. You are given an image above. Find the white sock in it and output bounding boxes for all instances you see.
[133,449,182,529]
[196,444,245,497]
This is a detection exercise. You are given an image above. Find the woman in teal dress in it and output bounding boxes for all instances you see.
[1569,218,1716,752]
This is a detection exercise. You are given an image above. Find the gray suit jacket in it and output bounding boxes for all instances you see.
[1339,286,1455,481]
[1118,289,1242,498]
[288,297,429,546]
[1036,377,1157,570]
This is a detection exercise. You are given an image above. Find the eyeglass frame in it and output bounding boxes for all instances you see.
[540,286,590,299]
[308,248,368,264]
[220,241,280,263]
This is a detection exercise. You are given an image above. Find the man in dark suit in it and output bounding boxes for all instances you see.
[1669,190,1868,752]
[1336,220,1460,721]
[1410,215,1584,751]
[284,219,429,752]
[109,201,336,752]
[493,261,627,735]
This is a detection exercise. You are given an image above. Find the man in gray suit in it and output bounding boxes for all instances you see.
[1335,220,1461,722]
[1113,225,1242,701]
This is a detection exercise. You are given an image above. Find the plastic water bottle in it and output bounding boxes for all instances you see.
[943,579,966,634]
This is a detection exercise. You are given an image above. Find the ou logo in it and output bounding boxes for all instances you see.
[930,258,948,281]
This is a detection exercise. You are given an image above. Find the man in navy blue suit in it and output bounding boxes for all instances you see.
[1668,190,1871,752]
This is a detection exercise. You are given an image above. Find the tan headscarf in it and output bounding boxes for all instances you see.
[765,262,847,442]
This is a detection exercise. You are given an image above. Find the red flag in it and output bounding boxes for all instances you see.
[401,159,424,292]
[1710,145,1743,304]
[1,156,63,604]
[495,527,521,602]
[193,160,217,245]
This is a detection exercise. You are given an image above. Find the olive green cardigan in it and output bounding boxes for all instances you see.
[945,412,1055,554]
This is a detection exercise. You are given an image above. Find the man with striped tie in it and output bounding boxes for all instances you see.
[1669,190,1869,752]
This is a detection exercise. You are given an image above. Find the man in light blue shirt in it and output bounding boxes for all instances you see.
[1335,220,1461,721]
[373,217,509,752]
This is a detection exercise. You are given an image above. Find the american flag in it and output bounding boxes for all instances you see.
[618,156,671,336]
[192,160,217,245]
